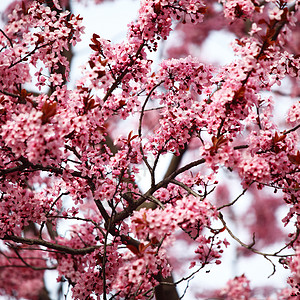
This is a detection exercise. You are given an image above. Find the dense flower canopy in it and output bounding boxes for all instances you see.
[0,0,299,299]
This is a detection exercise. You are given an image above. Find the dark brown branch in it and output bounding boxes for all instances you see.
[9,42,53,69]
[0,29,13,48]
[3,235,99,255]
[163,157,206,183]
[0,264,55,270]
[95,199,110,223]
[233,144,249,150]
[0,156,86,180]
[284,123,300,135]
[217,185,250,210]
[111,157,206,225]
[0,89,19,98]
[11,246,55,271]
[163,145,188,179]
[102,42,145,103]
[154,273,179,300]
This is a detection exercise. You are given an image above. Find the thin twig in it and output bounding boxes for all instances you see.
[138,81,164,182]
[9,42,53,69]
[0,28,13,47]
[102,42,145,103]
[284,123,300,135]
[11,246,56,271]
[217,185,251,210]
[148,195,165,209]
[218,212,294,258]
[170,179,202,198]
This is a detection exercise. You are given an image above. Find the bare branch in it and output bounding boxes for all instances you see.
[217,185,251,210]
[218,213,294,258]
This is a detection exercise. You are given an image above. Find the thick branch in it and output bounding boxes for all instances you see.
[3,235,99,255]
[0,156,86,180]
[111,158,206,225]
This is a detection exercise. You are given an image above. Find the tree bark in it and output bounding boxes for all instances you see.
[155,273,180,300]
[154,146,187,300]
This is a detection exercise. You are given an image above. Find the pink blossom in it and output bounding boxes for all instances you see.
[0,0,299,299]
[218,274,252,299]
[269,6,284,20]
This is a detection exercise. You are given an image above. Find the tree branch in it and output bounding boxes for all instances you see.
[3,235,99,255]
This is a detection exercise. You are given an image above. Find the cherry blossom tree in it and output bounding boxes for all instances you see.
[0,0,299,299]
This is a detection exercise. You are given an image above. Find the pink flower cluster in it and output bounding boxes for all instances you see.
[2,107,64,165]
[1,1,84,92]
[131,195,217,242]
[218,274,251,299]
[0,243,46,299]
[192,235,229,267]
[137,0,206,43]
[113,249,171,299]
[220,0,258,20]
[287,247,300,297]
[146,56,213,154]
[239,155,271,186]
[287,101,300,126]
[0,184,50,237]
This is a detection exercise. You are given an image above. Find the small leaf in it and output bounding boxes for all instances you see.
[273,132,286,143]
[138,242,151,253]
[89,44,100,51]
[126,244,139,255]
[41,101,57,124]
[288,151,300,166]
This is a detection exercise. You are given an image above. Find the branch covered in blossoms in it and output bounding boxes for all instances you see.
[0,0,299,299]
